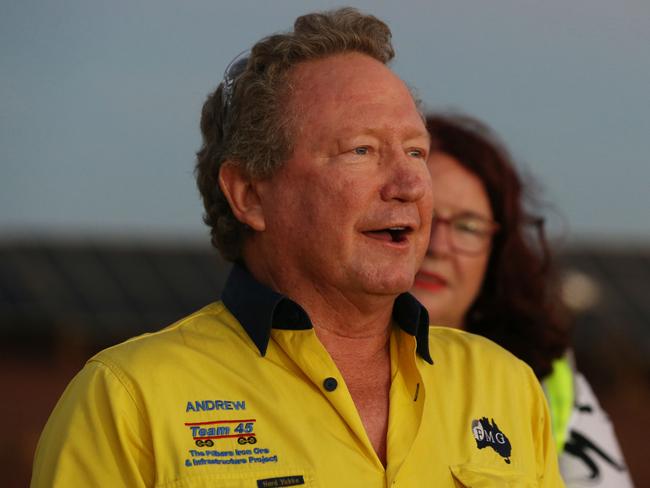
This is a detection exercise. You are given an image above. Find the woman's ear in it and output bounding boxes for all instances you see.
[218,161,266,231]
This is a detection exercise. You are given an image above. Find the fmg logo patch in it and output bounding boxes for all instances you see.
[471,417,512,464]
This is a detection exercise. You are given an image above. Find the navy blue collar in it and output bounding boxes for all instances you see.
[221,263,433,364]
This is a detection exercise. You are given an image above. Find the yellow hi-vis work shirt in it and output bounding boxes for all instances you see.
[32,264,564,487]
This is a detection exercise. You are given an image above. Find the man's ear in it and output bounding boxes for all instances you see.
[218,161,266,231]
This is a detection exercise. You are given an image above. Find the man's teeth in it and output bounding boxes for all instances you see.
[388,227,406,231]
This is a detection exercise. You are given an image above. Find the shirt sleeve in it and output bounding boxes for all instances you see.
[31,359,154,487]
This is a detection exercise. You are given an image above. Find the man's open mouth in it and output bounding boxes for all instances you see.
[364,226,413,244]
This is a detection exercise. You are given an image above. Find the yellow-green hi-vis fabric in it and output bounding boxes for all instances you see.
[543,357,575,454]
[32,266,564,487]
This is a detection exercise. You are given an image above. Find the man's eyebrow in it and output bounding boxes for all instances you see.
[404,127,430,143]
[334,126,430,142]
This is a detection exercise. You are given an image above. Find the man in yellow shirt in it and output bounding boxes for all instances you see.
[32,8,564,487]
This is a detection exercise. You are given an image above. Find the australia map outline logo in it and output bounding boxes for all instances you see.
[471,417,512,464]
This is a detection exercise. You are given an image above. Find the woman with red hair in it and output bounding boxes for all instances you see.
[412,113,632,487]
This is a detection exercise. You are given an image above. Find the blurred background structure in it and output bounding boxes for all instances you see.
[1,0,648,486]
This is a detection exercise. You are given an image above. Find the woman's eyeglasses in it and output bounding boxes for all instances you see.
[430,212,545,256]
[429,211,500,255]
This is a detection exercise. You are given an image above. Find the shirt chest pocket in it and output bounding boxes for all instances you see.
[450,463,536,488]
[163,468,316,488]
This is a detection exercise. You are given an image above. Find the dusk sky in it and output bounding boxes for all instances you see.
[2,0,649,244]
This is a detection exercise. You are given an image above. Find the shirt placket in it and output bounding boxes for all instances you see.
[270,328,385,472]
[385,328,426,486]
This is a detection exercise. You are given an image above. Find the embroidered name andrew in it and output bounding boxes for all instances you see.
[186,400,246,412]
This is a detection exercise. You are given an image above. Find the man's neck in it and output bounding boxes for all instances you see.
[313,322,392,394]
[243,246,397,340]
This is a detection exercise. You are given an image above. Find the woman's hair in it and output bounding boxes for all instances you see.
[426,113,570,379]
[195,8,394,261]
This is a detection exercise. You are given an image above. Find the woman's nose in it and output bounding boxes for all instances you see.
[427,219,453,257]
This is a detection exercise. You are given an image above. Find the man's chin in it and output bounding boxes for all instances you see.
[363,272,417,297]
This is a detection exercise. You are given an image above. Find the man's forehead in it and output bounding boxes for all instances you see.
[287,52,425,133]
[289,52,401,99]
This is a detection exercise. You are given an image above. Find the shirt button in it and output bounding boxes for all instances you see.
[323,377,338,392]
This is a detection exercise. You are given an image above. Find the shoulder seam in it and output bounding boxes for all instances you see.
[89,357,148,424]
[117,302,226,346]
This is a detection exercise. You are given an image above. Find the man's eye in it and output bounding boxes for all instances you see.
[353,146,369,156]
[408,148,426,159]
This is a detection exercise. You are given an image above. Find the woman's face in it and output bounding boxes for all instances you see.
[411,152,494,328]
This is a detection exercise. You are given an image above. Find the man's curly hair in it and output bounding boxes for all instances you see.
[195,8,395,261]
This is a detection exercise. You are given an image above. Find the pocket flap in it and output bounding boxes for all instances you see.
[450,463,536,487]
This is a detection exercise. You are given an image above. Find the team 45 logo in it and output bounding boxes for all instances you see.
[184,419,257,447]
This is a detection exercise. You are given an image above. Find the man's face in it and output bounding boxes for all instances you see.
[256,52,432,301]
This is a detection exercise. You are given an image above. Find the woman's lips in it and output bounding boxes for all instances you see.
[414,270,448,292]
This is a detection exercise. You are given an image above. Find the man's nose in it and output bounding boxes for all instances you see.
[380,151,431,203]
